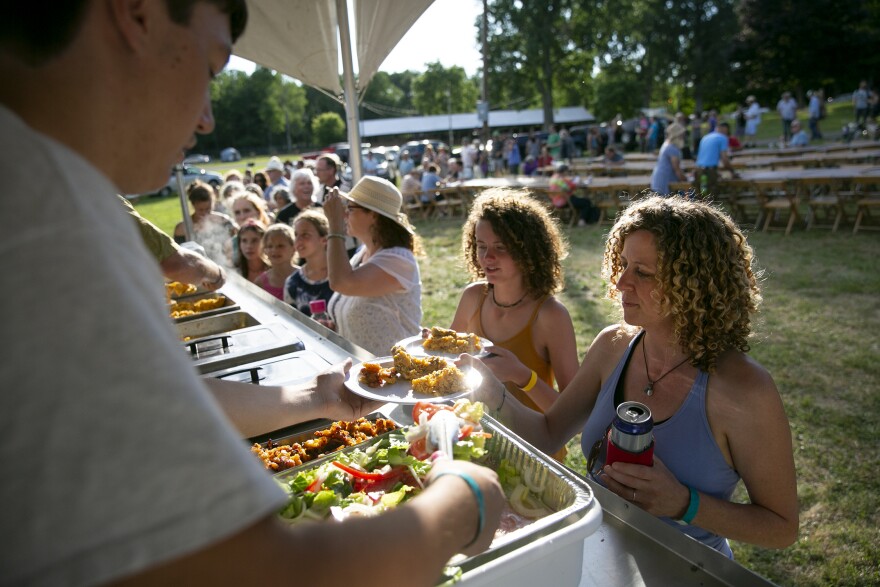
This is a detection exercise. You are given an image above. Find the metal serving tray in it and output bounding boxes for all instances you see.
[183,322,305,374]
[273,414,601,586]
[247,414,398,473]
[203,349,333,387]
[177,310,261,340]
[171,292,239,323]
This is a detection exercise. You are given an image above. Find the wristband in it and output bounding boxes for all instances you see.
[327,233,346,240]
[678,486,700,525]
[521,370,538,392]
[433,472,484,548]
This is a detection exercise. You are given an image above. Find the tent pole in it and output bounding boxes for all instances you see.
[336,0,363,184]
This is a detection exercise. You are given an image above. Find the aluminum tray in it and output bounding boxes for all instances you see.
[171,292,239,323]
[183,322,305,374]
[203,349,333,387]
[177,310,260,340]
[273,414,601,586]
[247,414,398,473]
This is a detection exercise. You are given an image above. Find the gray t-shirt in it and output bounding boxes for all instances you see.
[0,105,286,586]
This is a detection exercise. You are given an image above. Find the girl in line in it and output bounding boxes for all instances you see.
[284,209,333,316]
[255,223,297,300]
[450,189,579,459]
[234,220,269,283]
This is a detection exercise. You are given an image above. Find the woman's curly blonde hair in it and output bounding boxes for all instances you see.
[463,188,568,297]
[603,195,762,372]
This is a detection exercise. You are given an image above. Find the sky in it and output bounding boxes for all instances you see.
[228,0,484,79]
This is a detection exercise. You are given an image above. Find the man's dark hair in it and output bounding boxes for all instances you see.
[1,1,247,66]
[718,122,731,131]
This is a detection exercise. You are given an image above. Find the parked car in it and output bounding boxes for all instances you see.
[325,142,371,165]
[183,153,210,164]
[398,139,449,165]
[154,165,223,197]
[371,146,400,178]
[340,150,395,183]
[220,147,241,162]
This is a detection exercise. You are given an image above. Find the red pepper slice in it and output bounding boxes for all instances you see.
[332,460,395,481]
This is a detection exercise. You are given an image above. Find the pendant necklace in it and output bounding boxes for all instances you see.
[491,288,528,308]
[641,337,690,396]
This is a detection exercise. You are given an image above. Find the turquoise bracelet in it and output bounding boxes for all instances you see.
[681,486,700,525]
[434,471,484,547]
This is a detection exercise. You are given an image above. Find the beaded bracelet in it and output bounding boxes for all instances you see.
[521,370,538,392]
[433,471,484,548]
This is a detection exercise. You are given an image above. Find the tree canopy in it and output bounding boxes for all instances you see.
[194,0,880,154]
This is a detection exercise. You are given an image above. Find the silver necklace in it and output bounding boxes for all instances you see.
[491,288,528,308]
[641,337,690,396]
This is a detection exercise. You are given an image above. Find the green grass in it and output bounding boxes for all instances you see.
[136,172,880,587]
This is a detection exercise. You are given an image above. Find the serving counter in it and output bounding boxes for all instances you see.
[193,273,776,587]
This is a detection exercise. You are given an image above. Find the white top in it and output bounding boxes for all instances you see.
[0,105,286,586]
[328,246,422,356]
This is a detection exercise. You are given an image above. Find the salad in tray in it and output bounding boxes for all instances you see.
[277,399,551,526]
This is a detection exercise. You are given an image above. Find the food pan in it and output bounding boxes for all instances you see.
[273,414,601,586]
[171,292,239,323]
[183,323,305,374]
[248,414,398,473]
[203,349,333,387]
[177,310,260,340]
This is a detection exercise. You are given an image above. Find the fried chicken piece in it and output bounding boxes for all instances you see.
[422,327,482,354]
[392,345,447,380]
[411,364,467,396]
[358,362,398,388]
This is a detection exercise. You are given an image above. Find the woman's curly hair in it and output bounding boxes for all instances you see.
[462,188,568,297]
[603,195,762,372]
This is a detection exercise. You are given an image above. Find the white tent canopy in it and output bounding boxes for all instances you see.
[233,0,434,99]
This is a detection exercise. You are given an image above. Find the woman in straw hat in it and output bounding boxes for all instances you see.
[650,122,690,195]
[323,176,423,355]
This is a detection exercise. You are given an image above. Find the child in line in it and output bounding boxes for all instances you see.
[255,224,297,300]
[450,189,579,459]
[235,220,269,283]
[284,209,333,317]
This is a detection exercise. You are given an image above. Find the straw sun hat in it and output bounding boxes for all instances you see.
[665,122,686,140]
[341,176,414,234]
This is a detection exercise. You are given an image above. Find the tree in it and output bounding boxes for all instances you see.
[411,62,480,115]
[312,112,346,146]
[485,0,576,128]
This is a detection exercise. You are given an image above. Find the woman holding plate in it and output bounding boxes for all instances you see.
[323,176,423,356]
[450,189,579,419]
[462,195,798,555]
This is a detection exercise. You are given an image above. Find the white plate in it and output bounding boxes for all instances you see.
[346,356,482,405]
[397,333,493,359]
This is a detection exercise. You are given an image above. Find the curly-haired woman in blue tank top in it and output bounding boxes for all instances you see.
[463,195,798,555]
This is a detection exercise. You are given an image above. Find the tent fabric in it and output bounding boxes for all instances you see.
[355,0,435,93]
[232,0,435,99]
[233,0,342,95]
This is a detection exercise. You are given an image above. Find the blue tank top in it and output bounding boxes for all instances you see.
[580,331,740,557]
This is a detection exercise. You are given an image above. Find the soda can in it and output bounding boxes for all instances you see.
[605,401,654,467]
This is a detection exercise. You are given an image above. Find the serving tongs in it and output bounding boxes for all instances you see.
[427,408,460,458]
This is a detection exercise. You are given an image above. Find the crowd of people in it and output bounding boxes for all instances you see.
[2,2,803,585]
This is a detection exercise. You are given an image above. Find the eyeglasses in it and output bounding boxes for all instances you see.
[346,203,366,212]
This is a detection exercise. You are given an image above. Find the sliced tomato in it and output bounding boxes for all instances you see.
[458,424,474,439]
[409,437,430,460]
[412,401,440,423]
[332,460,395,481]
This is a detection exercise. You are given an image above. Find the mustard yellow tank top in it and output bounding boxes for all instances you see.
[466,287,553,414]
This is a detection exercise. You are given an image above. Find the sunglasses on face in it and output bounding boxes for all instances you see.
[346,203,367,212]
